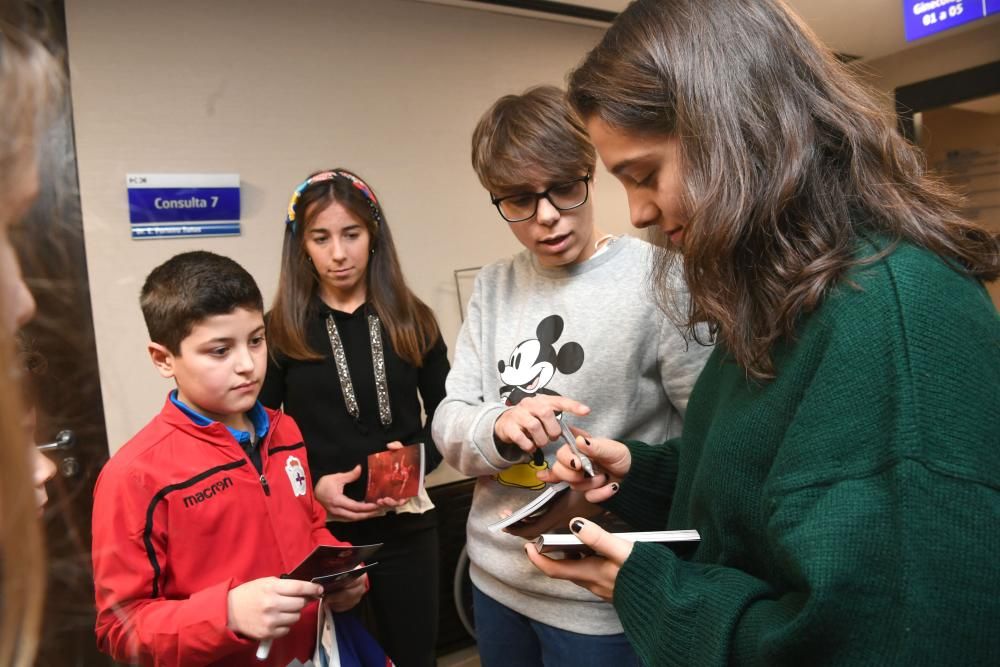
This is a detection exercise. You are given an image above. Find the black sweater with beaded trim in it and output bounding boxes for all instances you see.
[261,301,449,502]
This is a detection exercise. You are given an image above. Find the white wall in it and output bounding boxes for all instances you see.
[65,0,632,461]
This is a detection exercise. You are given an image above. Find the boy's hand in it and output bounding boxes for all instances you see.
[226,577,323,640]
[314,467,382,521]
[323,572,368,612]
[494,395,590,454]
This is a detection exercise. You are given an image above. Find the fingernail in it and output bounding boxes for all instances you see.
[569,459,578,470]
[583,437,592,446]
[611,482,619,493]
[571,519,584,533]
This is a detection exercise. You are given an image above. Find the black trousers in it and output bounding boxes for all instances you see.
[329,510,440,667]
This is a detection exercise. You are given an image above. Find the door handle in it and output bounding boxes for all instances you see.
[36,429,76,452]
[36,429,80,478]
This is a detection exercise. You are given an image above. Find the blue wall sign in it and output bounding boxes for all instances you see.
[904,0,997,42]
[127,173,241,239]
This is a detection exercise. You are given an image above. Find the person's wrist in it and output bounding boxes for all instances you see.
[493,429,524,462]
[225,589,241,634]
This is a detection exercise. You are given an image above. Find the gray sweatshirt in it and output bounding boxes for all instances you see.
[432,235,712,635]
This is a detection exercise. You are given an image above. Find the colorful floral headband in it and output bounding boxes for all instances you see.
[285,169,382,233]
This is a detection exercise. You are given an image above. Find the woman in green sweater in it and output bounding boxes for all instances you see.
[525,1,1000,665]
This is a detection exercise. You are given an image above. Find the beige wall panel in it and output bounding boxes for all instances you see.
[65,0,634,461]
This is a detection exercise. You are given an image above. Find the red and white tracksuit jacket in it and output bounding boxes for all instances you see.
[92,397,347,666]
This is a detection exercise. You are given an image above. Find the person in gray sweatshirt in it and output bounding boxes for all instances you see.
[431,85,712,667]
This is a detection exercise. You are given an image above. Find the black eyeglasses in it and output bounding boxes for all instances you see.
[490,174,591,223]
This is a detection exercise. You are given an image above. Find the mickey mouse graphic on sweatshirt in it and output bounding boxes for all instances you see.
[495,314,583,489]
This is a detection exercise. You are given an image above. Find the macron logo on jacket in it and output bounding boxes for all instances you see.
[182,476,234,508]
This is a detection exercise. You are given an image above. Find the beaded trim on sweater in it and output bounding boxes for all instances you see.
[324,312,392,429]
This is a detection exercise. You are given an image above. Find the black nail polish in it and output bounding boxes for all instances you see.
[611,483,620,493]
[583,437,592,446]
[571,519,584,533]
[569,459,578,470]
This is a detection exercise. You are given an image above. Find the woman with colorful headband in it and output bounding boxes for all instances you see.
[526,0,1000,665]
[262,169,449,667]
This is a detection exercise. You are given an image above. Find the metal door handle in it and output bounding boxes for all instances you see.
[36,429,75,452]
[36,430,79,478]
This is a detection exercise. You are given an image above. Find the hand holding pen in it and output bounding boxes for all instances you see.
[558,417,595,477]
[224,577,323,662]
[538,433,634,505]
[255,567,368,660]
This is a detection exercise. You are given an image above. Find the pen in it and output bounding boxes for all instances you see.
[559,419,595,477]
[256,639,272,661]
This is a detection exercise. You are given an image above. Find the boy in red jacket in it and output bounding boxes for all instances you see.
[92,251,366,666]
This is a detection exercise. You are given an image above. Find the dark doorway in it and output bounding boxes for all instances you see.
[896,60,1000,309]
[15,2,112,665]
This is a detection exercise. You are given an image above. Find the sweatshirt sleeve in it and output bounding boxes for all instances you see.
[432,272,526,476]
[603,439,681,531]
[92,466,250,665]
[416,332,450,474]
[614,462,1000,666]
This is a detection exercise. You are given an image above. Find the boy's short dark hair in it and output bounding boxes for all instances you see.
[140,251,263,354]
[471,84,596,194]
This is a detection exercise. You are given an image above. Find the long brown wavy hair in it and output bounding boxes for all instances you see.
[568,0,999,380]
[268,169,440,366]
[0,2,62,665]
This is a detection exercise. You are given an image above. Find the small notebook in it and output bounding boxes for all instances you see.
[488,482,571,533]
[365,442,425,503]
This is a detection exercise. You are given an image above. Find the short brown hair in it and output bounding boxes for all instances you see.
[140,251,263,354]
[471,85,595,194]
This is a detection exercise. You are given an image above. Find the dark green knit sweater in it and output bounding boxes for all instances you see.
[607,242,1000,666]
